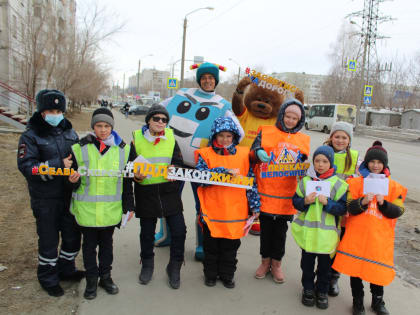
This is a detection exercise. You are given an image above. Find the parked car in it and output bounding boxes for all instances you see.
[305,103,356,133]
[128,105,151,115]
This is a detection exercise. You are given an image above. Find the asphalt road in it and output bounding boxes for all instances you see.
[78,111,420,314]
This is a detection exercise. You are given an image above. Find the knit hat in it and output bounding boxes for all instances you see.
[91,107,114,129]
[313,145,335,168]
[36,89,66,113]
[364,140,388,168]
[145,104,170,124]
[284,104,302,119]
[196,62,219,87]
[330,121,353,145]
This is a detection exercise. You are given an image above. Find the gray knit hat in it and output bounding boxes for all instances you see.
[91,108,114,129]
[330,121,353,145]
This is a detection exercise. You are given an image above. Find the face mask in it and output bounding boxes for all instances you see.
[44,114,64,127]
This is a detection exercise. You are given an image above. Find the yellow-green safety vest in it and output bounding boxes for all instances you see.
[133,128,175,185]
[70,143,129,227]
[334,149,358,180]
[291,175,348,254]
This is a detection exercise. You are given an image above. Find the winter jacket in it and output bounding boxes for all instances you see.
[17,111,78,201]
[128,126,184,218]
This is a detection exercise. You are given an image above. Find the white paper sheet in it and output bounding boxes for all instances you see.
[305,180,331,197]
[363,177,389,196]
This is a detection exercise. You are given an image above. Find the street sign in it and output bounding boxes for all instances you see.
[364,96,372,105]
[348,60,357,71]
[364,85,373,96]
[167,78,178,89]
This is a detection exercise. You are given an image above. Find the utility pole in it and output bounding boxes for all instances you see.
[122,73,125,101]
[137,60,141,95]
[180,18,187,88]
[347,0,393,130]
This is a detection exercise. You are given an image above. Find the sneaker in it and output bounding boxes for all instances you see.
[302,289,315,307]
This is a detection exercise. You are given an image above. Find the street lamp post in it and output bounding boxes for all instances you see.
[229,58,241,84]
[137,54,153,95]
[180,7,214,88]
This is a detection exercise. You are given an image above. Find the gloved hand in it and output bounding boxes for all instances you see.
[257,149,270,162]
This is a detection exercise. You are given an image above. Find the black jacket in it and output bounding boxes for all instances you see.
[128,134,184,218]
[69,134,135,214]
[17,112,78,200]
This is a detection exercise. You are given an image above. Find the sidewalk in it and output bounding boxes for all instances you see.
[78,111,420,314]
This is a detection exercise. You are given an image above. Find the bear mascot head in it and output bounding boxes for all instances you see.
[232,76,304,147]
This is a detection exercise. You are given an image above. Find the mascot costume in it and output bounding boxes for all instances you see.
[158,62,243,261]
[232,75,304,234]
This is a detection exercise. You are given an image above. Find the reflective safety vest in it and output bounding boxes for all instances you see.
[333,176,407,286]
[196,146,250,239]
[291,175,348,254]
[133,128,175,185]
[334,149,358,180]
[70,143,130,227]
[255,125,310,215]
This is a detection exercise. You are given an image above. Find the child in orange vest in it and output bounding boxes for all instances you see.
[333,141,406,315]
[250,98,310,283]
[195,117,260,288]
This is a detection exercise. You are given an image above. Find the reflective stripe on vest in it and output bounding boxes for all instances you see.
[336,250,394,269]
[72,145,126,202]
[133,128,175,185]
[292,175,348,254]
[334,149,358,179]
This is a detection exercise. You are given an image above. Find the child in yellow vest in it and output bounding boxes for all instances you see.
[195,117,260,288]
[292,145,347,310]
[333,141,406,315]
[324,121,361,297]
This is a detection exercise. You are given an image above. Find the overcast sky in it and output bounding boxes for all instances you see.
[79,0,420,86]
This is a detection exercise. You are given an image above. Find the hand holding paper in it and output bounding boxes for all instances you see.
[122,211,134,228]
[243,214,257,236]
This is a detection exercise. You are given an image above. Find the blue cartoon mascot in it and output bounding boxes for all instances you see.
[158,62,243,261]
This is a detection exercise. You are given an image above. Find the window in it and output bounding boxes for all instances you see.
[12,15,17,38]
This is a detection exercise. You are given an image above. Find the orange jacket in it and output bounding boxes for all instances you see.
[333,176,407,286]
[255,125,310,215]
[196,146,250,239]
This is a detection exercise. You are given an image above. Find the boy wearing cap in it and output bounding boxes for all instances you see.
[129,104,186,289]
[68,107,134,299]
[250,98,310,283]
[292,145,348,309]
[17,89,84,297]
[333,141,407,315]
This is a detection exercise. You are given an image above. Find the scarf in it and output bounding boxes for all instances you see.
[142,125,166,145]
[358,161,390,178]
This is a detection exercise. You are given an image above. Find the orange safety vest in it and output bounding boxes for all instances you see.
[255,125,310,215]
[332,176,407,286]
[196,146,250,239]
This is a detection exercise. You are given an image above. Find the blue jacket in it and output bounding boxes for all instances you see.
[17,112,79,200]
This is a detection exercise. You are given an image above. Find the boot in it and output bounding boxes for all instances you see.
[301,289,315,307]
[166,260,183,289]
[353,297,366,315]
[42,284,64,297]
[371,295,390,315]
[194,220,204,261]
[255,257,271,279]
[270,259,285,283]
[316,292,329,309]
[154,218,171,247]
[221,278,235,289]
[328,274,340,297]
[139,258,154,285]
[83,276,98,300]
[99,273,119,295]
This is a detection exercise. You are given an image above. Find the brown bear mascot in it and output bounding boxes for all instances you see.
[232,76,304,234]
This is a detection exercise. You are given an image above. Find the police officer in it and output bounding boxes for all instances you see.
[17,89,84,297]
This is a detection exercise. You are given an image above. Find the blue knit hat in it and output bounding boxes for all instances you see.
[313,145,335,167]
[196,62,219,87]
